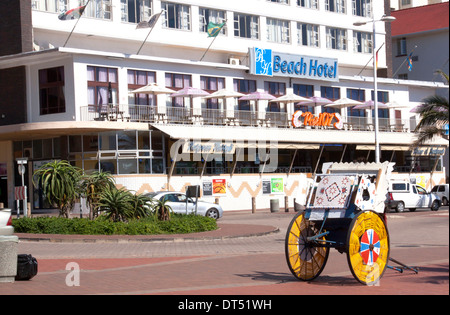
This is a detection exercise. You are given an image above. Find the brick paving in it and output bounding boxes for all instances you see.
[0,210,448,295]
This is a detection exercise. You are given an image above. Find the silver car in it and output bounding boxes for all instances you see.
[0,209,14,236]
[145,191,223,220]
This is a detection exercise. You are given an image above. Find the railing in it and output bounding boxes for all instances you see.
[80,104,412,133]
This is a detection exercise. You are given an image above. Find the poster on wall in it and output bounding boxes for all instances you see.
[271,178,284,193]
[262,178,284,194]
[212,179,227,195]
[202,181,213,196]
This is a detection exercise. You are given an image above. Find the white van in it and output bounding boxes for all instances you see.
[431,184,449,206]
[386,181,441,212]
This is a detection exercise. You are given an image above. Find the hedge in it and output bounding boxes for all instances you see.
[12,214,217,235]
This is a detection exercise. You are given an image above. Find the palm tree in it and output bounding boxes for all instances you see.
[413,70,449,147]
[33,160,83,218]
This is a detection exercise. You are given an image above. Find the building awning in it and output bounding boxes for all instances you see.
[151,123,444,147]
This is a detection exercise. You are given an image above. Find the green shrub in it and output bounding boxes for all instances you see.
[12,214,217,236]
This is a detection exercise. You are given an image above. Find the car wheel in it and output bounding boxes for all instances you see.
[395,201,405,213]
[442,197,448,206]
[431,200,440,211]
[206,208,219,220]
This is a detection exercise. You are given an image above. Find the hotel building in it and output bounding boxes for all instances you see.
[0,0,447,212]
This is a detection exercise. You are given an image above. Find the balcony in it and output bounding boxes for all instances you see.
[81,104,413,133]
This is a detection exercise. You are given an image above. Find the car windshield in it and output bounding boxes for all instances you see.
[431,186,438,192]
[145,192,159,198]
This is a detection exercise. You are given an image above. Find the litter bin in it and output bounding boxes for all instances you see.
[270,199,279,212]
[0,236,19,283]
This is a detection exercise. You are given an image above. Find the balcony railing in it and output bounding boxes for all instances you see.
[81,104,413,133]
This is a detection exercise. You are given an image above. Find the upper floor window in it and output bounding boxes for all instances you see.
[352,0,372,17]
[121,0,152,24]
[161,2,190,30]
[267,18,290,44]
[353,31,372,53]
[32,0,67,13]
[234,13,259,39]
[127,70,156,105]
[201,76,225,109]
[297,23,319,47]
[267,0,290,4]
[397,37,407,56]
[321,86,340,113]
[87,66,118,109]
[199,8,226,35]
[297,0,318,9]
[165,73,192,107]
[39,66,65,115]
[84,0,112,20]
[326,27,347,51]
[234,79,257,110]
[293,84,314,112]
[325,0,346,14]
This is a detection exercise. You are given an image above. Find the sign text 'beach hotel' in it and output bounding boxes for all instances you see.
[249,47,339,82]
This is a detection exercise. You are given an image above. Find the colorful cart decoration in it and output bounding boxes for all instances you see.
[285,162,396,285]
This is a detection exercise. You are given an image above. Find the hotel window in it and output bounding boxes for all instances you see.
[87,66,118,110]
[352,0,372,17]
[347,88,365,117]
[234,13,259,39]
[325,0,346,13]
[265,82,286,112]
[121,0,152,24]
[32,0,67,13]
[199,8,226,35]
[297,0,318,9]
[353,31,372,53]
[297,23,319,47]
[84,0,112,20]
[321,86,340,113]
[293,84,314,112]
[397,38,407,56]
[39,66,66,115]
[201,76,225,109]
[161,2,190,30]
[234,79,256,111]
[127,70,156,105]
[267,18,290,44]
[326,27,347,51]
[267,0,290,4]
[165,73,191,107]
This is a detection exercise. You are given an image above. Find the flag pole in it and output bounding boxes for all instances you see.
[136,11,163,55]
[392,45,417,78]
[63,0,90,48]
[357,43,384,77]
[199,21,226,62]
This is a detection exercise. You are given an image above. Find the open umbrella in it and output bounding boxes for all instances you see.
[353,100,387,110]
[130,83,176,95]
[272,93,310,103]
[203,89,244,99]
[325,97,363,109]
[170,87,210,98]
[297,96,332,107]
[385,101,409,109]
[239,91,276,101]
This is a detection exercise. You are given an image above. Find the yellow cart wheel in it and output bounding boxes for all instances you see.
[285,211,330,281]
[346,211,390,285]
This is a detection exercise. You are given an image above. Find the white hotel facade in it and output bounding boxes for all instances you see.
[0,0,447,212]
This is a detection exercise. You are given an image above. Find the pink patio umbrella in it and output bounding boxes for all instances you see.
[239,91,276,101]
[296,96,332,107]
[170,87,210,98]
[353,100,388,110]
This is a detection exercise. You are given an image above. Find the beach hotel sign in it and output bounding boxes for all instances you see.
[249,47,339,82]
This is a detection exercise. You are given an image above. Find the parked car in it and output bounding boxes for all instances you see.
[0,209,14,235]
[386,181,441,212]
[431,184,449,206]
[145,191,223,220]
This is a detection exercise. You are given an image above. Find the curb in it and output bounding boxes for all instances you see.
[15,223,280,244]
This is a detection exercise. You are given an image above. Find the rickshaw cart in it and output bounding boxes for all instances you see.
[285,162,393,285]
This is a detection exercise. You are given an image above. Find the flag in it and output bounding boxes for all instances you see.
[407,52,413,71]
[58,5,86,20]
[207,21,225,37]
[136,12,162,29]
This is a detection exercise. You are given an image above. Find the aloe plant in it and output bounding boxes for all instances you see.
[153,198,173,221]
[33,160,83,218]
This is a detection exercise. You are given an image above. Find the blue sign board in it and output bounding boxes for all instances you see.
[249,47,339,82]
